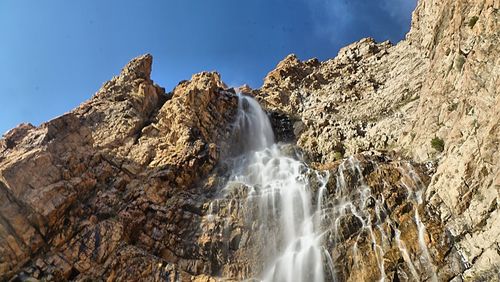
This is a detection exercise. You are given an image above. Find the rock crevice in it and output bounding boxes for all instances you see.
[0,0,498,280]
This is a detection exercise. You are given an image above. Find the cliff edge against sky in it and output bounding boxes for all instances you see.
[0,0,498,281]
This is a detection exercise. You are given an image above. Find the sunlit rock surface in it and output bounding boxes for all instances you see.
[256,0,499,280]
[0,55,238,281]
[0,0,498,281]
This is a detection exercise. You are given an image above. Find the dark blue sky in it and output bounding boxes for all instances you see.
[0,0,416,134]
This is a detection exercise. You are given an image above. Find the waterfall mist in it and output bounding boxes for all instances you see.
[229,94,328,282]
[202,94,436,282]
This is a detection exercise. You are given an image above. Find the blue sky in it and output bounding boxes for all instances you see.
[0,0,416,134]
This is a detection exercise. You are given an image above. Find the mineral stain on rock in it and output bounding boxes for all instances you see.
[0,0,499,281]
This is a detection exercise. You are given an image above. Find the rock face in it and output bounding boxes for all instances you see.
[257,38,428,162]
[404,2,500,280]
[0,55,238,281]
[256,0,499,280]
[0,0,498,281]
[199,149,454,281]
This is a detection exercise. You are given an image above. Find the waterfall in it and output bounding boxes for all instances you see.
[230,94,328,282]
[232,94,275,153]
[202,94,437,282]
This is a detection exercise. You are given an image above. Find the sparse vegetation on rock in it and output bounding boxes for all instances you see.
[0,0,498,280]
[431,137,445,152]
[469,15,479,28]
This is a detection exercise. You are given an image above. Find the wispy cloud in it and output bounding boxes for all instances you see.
[305,0,417,46]
[380,0,417,25]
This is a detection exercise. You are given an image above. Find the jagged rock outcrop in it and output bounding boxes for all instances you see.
[403,2,500,280]
[0,0,498,281]
[0,54,238,281]
[256,37,428,162]
[199,149,456,281]
[255,0,499,280]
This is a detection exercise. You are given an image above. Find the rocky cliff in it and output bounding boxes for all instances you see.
[0,0,498,281]
[0,56,240,281]
[255,0,499,280]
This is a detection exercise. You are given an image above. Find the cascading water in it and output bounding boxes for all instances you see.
[229,94,328,282]
[232,95,275,152]
[202,93,437,282]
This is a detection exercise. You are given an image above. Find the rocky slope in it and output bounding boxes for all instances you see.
[0,55,240,281]
[0,0,498,281]
[254,0,499,280]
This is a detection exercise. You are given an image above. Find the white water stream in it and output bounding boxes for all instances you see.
[206,94,437,282]
[230,94,328,282]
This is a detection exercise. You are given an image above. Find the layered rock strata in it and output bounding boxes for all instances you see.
[0,0,498,281]
[0,55,239,281]
[255,0,499,279]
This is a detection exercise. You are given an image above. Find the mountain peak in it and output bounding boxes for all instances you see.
[118,53,153,81]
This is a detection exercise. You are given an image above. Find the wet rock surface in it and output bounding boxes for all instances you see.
[0,0,498,281]
[200,149,462,281]
[254,0,499,279]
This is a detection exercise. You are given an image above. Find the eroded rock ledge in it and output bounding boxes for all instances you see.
[254,0,499,280]
[0,55,239,281]
[0,0,498,281]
